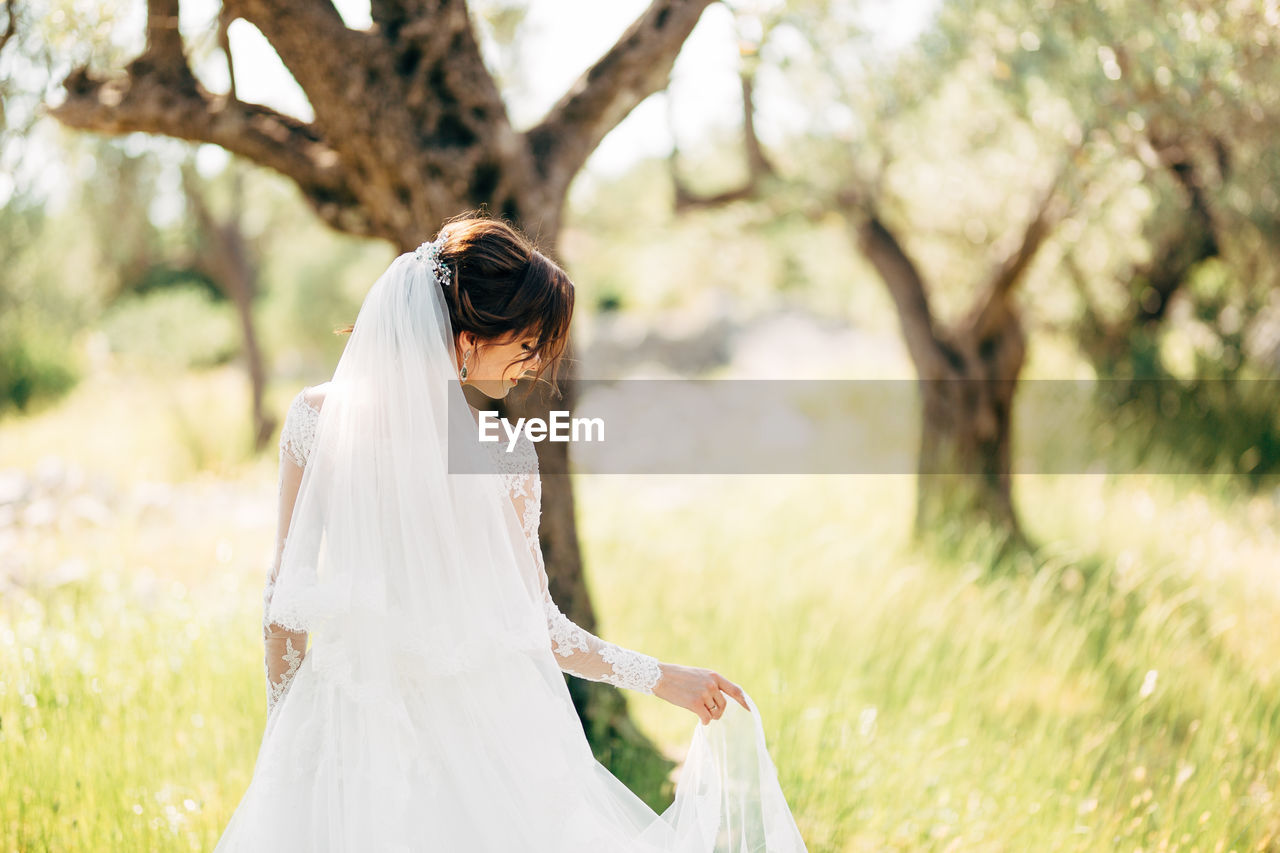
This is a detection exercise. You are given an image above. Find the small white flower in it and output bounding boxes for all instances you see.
[1139,669,1158,698]
[858,706,877,737]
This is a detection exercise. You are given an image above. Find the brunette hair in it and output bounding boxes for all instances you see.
[335,212,575,396]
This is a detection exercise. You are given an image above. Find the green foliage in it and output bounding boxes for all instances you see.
[1077,257,1280,483]
[129,265,225,303]
[910,0,1280,489]
[0,317,79,415]
[0,172,97,416]
[98,284,240,369]
[1097,373,1280,485]
[595,285,624,313]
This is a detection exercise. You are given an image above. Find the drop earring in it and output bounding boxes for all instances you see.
[460,348,472,381]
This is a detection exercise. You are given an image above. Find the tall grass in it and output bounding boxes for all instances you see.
[580,474,1280,851]
[3,369,1280,850]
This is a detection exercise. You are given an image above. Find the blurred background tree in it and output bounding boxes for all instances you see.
[941,0,1280,483]
[661,0,1089,553]
[668,0,1280,554]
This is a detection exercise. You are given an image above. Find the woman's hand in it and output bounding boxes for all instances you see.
[652,662,749,725]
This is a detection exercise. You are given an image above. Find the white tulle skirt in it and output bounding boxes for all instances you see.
[213,637,808,852]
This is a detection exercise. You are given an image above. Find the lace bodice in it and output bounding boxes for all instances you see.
[261,384,663,716]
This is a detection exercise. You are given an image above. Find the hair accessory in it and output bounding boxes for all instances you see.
[413,233,452,287]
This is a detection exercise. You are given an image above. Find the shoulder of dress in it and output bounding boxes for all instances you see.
[300,382,329,414]
[280,384,324,467]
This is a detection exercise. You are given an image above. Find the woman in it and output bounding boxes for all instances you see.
[214,214,807,851]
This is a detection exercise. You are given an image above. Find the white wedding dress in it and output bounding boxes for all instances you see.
[212,382,808,852]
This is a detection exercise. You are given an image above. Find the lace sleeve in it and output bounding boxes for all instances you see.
[503,456,664,695]
[279,388,320,470]
[262,387,318,716]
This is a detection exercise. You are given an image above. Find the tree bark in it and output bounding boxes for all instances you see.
[914,311,1028,552]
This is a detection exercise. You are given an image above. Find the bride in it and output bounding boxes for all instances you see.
[213,215,808,851]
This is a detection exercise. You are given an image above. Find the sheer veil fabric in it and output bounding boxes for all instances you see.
[213,249,808,851]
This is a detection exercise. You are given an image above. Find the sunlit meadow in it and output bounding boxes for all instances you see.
[3,365,1280,851]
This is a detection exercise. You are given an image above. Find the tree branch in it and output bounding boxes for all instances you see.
[989,170,1069,297]
[837,184,953,379]
[222,0,371,126]
[527,0,715,198]
[965,151,1077,342]
[51,66,371,237]
[1063,249,1119,348]
[740,72,774,181]
[217,2,237,103]
[143,0,186,75]
[670,69,777,213]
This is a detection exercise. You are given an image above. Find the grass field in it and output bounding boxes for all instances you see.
[3,366,1280,851]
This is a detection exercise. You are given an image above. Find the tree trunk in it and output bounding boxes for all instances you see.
[228,258,274,451]
[915,313,1029,552]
